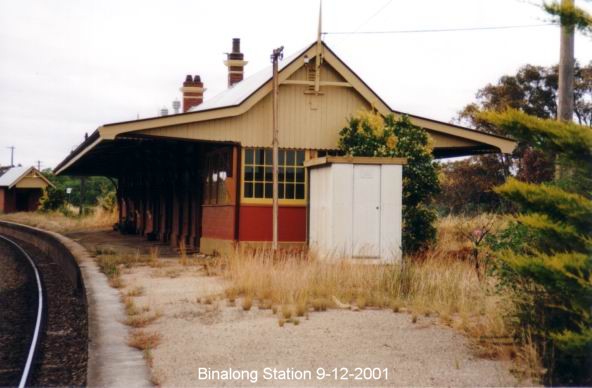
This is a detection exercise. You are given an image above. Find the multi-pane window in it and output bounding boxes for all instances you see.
[203,148,232,205]
[317,149,345,157]
[243,148,306,202]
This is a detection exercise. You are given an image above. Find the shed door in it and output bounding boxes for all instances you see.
[352,165,381,258]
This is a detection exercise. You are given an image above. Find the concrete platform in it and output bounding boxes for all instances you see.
[67,228,178,258]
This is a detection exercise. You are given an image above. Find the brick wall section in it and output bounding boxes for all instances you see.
[201,205,236,240]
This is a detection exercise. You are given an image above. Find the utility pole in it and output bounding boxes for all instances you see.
[557,0,575,122]
[271,46,284,252]
[36,160,42,171]
[7,146,15,167]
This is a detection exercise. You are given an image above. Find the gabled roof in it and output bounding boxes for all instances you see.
[189,46,309,113]
[0,166,54,189]
[55,40,517,175]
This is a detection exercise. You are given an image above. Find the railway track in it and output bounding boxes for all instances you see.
[0,234,87,387]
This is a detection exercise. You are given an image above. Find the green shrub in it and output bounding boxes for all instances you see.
[482,109,592,385]
[39,186,66,212]
[97,190,117,212]
[338,111,440,253]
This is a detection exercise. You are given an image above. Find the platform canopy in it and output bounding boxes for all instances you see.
[55,41,516,176]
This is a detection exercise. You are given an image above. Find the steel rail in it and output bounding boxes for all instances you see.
[0,235,44,388]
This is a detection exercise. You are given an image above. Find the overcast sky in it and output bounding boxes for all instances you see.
[1,0,591,169]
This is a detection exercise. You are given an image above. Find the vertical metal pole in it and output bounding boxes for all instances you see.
[79,176,86,216]
[8,146,15,167]
[271,46,284,251]
[557,0,575,122]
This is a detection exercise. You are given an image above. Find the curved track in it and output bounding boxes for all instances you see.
[0,234,87,386]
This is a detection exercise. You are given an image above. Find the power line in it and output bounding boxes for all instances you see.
[323,23,555,35]
[354,0,394,32]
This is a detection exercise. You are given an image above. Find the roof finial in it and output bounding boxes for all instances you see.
[317,0,322,44]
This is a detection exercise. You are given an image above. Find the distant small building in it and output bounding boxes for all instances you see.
[0,166,53,213]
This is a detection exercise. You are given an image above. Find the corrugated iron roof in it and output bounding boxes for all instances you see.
[0,166,54,188]
[0,166,31,187]
[188,46,309,113]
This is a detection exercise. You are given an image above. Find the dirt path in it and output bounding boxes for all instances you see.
[119,266,519,387]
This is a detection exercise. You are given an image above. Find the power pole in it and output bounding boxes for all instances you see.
[557,0,575,122]
[271,46,284,252]
[36,160,42,170]
[7,146,15,167]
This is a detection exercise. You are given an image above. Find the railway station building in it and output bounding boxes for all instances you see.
[0,166,53,214]
[55,39,515,255]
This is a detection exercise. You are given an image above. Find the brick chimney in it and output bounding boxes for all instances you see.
[180,74,204,112]
[224,38,248,87]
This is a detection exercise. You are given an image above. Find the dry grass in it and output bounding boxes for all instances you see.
[221,249,504,326]
[216,215,513,357]
[0,207,117,233]
[95,250,152,289]
[128,330,162,350]
[178,241,189,266]
[148,247,161,268]
[126,286,145,297]
[241,296,253,311]
[128,330,162,369]
[125,312,162,328]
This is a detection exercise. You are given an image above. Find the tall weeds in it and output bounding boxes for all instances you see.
[222,248,506,337]
[0,207,117,233]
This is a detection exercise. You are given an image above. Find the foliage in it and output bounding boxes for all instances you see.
[437,156,507,214]
[41,169,116,208]
[543,1,592,33]
[483,110,592,385]
[98,190,117,212]
[39,186,66,212]
[480,109,592,195]
[443,63,592,215]
[338,111,440,253]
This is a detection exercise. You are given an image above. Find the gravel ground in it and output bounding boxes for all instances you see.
[119,263,521,387]
[0,238,36,386]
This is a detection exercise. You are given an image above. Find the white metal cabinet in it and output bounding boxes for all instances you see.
[306,156,405,263]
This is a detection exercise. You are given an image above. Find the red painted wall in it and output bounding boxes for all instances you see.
[239,205,306,242]
[0,188,5,213]
[201,205,236,240]
[0,188,16,213]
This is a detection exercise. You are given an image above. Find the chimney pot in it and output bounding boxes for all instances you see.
[181,74,204,112]
[225,38,247,87]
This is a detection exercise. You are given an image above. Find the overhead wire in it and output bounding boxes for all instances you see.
[323,23,556,35]
[353,0,394,32]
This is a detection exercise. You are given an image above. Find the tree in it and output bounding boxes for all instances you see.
[438,156,506,214]
[482,109,592,385]
[338,111,440,253]
[439,63,592,215]
[39,186,66,212]
[42,169,115,208]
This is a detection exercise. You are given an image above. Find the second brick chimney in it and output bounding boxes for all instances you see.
[180,74,204,112]
[224,38,248,87]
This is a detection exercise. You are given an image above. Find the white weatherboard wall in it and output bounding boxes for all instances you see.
[308,158,404,262]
